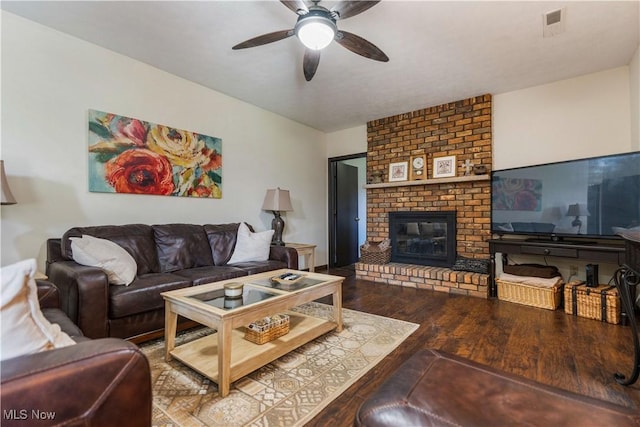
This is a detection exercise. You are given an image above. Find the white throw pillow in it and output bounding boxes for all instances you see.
[0,259,75,361]
[228,223,274,264]
[70,235,137,285]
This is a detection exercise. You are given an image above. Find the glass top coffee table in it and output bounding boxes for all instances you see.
[161,269,344,397]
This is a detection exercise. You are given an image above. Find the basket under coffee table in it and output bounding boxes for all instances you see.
[161,269,344,397]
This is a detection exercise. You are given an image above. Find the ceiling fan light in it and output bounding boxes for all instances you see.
[296,17,336,50]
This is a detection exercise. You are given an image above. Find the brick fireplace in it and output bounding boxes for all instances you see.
[356,95,492,298]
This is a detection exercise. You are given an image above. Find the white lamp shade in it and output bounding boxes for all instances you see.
[1,160,17,205]
[262,188,293,212]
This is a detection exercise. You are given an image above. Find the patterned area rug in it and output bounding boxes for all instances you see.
[141,302,418,427]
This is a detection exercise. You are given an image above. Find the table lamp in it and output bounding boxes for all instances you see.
[261,188,293,246]
[1,160,17,205]
[566,203,590,234]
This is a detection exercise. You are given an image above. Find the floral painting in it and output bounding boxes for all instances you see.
[492,177,542,211]
[88,110,222,198]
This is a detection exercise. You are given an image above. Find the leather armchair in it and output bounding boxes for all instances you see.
[0,280,152,426]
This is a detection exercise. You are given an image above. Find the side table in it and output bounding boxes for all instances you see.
[285,243,316,272]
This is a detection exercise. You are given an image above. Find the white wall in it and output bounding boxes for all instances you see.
[0,12,327,270]
[325,126,367,158]
[493,67,633,170]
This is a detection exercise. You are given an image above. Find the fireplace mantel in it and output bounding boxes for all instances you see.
[364,174,489,189]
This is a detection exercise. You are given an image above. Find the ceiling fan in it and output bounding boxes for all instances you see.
[232,0,389,81]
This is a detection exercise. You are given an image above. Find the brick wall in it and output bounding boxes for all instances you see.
[357,95,493,298]
[366,94,493,259]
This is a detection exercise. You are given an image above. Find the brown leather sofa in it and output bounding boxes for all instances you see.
[1,280,151,427]
[355,349,640,427]
[46,222,298,342]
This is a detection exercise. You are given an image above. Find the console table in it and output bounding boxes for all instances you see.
[488,238,626,298]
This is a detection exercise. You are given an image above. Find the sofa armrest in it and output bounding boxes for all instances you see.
[1,338,151,427]
[47,261,110,339]
[269,245,299,270]
[36,279,61,309]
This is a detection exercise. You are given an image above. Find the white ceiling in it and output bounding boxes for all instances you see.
[2,1,639,132]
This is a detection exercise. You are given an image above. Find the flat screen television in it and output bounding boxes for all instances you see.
[491,151,640,241]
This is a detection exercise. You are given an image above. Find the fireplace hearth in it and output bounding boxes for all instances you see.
[389,211,457,267]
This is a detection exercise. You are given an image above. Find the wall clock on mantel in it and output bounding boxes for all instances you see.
[410,155,427,181]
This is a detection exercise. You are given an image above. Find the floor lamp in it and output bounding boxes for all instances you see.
[262,188,293,246]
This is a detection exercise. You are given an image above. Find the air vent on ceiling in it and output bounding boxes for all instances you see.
[543,7,566,38]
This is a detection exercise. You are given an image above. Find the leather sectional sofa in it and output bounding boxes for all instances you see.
[1,280,151,426]
[46,223,298,342]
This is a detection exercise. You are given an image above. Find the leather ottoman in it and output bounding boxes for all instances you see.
[355,349,640,427]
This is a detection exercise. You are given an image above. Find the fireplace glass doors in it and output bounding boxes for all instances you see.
[389,211,456,267]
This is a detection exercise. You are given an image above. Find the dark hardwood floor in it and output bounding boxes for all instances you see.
[308,265,640,426]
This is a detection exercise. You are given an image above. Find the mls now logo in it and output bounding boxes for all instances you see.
[4,409,56,421]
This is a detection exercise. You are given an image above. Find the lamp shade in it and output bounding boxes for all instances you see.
[566,203,590,217]
[1,160,17,205]
[262,188,293,212]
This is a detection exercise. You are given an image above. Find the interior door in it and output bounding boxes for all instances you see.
[335,162,359,266]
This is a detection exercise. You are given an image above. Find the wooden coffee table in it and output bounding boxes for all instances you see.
[161,269,344,397]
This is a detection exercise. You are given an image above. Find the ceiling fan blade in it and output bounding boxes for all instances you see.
[331,1,380,20]
[335,31,389,62]
[280,0,309,15]
[232,29,295,50]
[303,48,321,81]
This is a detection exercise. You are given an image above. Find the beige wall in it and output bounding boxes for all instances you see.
[493,66,633,170]
[1,12,327,269]
[325,126,367,158]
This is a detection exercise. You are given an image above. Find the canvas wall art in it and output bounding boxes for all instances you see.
[88,110,222,198]
[492,177,542,211]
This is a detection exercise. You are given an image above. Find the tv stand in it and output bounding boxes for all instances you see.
[488,238,626,298]
[525,237,598,245]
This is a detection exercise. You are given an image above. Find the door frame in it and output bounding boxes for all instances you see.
[328,152,367,268]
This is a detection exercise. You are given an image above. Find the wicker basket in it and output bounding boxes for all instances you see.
[497,278,563,310]
[244,314,290,345]
[360,239,391,264]
[564,282,620,324]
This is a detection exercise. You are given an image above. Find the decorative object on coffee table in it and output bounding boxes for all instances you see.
[433,155,456,178]
[271,272,306,285]
[223,282,243,298]
[261,187,293,246]
[244,314,290,344]
[388,161,408,182]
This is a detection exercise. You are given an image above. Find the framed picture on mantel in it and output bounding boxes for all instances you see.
[433,155,456,178]
[389,161,408,182]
